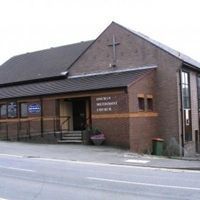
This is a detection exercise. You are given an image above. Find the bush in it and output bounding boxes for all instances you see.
[164,137,181,157]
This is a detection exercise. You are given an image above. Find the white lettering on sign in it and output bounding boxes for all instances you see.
[95,96,118,112]
[96,102,117,106]
[96,96,111,101]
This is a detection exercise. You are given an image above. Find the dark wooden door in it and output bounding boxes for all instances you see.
[72,100,86,130]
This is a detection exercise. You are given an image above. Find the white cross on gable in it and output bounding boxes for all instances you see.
[108,35,120,67]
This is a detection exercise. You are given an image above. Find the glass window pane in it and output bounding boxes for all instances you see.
[182,71,190,109]
[7,102,17,118]
[182,86,189,97]
[186,98,190,108]
[198,76,200,110]
[183,97,190,109]
[182,72,185,84]
[0,104,7,118]
[147,98,153,111]
[138,97,145,111]
[21,103,28,117]
[184,98,187,108]
[198,77,200,87]
[185,72,188,84]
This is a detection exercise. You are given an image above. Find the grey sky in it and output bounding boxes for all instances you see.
[0,0,199,65]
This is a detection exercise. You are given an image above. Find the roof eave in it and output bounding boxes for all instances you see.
[0,86,127,101]
[182,61,200,72]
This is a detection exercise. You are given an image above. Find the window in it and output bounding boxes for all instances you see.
[147,98,153,111]
[7,102,17,118]
[197,75,200,111]
[181,71,192,141]
[20,103,28,117]
[0,104,7,118]
[138,97,145,111]
[182,71,191,109]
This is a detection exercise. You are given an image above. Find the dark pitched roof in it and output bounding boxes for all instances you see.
[0,40,93,85]
[0,67,154,100]
[113,22,200,68]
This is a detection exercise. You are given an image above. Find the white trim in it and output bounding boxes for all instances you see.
[60,71,68,75]
[125,159,150,164]
[0,165,35,173]
[87,177,200,191]
[68,65,157,79]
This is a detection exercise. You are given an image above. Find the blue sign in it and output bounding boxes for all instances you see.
[28,103,41,114]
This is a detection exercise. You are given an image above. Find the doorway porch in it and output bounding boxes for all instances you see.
[58,97,91,143]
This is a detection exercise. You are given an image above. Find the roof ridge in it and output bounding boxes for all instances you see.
[6,40,94,61]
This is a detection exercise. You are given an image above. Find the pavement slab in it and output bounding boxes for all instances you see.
[0,141,199,170]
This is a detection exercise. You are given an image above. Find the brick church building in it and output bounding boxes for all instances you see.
[0,22,199,156]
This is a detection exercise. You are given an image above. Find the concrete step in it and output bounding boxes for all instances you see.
[63,130,82,134]
[62,136,82,140]
[57,139,82,143]
[62,133,82,137]
[57,130,83,144]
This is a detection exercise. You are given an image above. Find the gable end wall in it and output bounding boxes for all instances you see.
[70,22,182,148]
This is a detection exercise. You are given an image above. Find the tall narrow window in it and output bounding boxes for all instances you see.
[147,98,153,111]
[182,72,190,109]
[181,71,192,141]
[197,75,200,111]
[138,97,145,111]
[20,103,28,117]
[7,102,17,118]
[0,104,7,118]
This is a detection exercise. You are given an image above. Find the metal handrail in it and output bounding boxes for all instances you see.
[59,116,71,140]
[84,116,92,131]
[0,115,72,141]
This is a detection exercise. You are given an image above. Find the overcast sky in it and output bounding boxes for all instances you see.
[0,0,200,65]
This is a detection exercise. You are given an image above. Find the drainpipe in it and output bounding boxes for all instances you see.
[40,97,44,137]
[179,68,184,156]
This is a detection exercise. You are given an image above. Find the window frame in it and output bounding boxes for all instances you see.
[7,101,18,118]
[147,97,153,111]
[138,97,145,111]
[181,70,192,142]
[20,102,28,118]
[197,75,200,111]
[182,71,191,109]
[0,104,7,119]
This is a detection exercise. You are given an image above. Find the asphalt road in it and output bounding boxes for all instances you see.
[0,154,200,200]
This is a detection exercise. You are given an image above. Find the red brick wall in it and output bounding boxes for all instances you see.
[92,118,129,148]
[130,118,157,153]
[128,70,158,152]
[154,53,181,143]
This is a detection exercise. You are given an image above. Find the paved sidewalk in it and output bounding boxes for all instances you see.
[0,141,199,170]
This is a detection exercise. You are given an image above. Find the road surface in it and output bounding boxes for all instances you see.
[0,154,199,200]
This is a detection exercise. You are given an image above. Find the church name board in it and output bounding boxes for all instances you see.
[28,103,41,114]
[95,96,118,112]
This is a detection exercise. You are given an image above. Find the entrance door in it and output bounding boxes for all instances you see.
[72,100,86,130]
